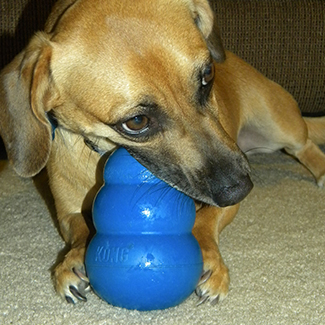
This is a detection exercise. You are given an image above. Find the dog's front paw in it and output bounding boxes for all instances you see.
[53,247,90,304]
[195,254,230,306]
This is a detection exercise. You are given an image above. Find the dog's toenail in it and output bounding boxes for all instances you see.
[198,269,212,286]
[195,287,202,297]
[69,286,87,302]
[210,295,220,306]
[73,267,89,283]
[196,295,209,306]
[66,296,75,304]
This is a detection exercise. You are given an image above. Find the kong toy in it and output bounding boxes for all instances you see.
[85,148,203,311]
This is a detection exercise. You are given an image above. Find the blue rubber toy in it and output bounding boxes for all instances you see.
[85,148,203,311]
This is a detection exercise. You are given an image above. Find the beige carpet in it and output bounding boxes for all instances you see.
[0,150,324,325]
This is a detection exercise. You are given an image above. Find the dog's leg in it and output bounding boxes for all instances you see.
[53,210,91,304]
[193,204,239,305]
[263,116,325,186]
[47,131,102,303]
[50,169,93,303]
[237,89,325,186]
[285,138,325,187]
[241,121,325,186]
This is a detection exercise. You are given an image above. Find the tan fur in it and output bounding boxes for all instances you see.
[1,0,325,305]
[304,116,325,145]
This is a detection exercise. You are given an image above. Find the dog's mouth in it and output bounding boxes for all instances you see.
[82,129,253,207]
[125,146,253,208]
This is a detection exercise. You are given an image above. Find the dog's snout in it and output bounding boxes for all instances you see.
[201,149,253,207]
[212,173,253,207]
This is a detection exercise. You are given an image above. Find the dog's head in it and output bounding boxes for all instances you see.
[0,0,252,207]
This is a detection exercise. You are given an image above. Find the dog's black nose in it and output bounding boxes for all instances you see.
[212,173,253,207]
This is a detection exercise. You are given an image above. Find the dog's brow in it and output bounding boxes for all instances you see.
[135,102,165,122]
[138,97,158,110]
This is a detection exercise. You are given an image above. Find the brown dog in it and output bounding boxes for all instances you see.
[1,0,325,306]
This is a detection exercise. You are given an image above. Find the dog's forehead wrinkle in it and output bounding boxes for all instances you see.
[102,4,205,57]
[51,0,211,63]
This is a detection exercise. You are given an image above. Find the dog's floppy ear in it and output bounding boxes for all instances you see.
[191,0,226,62]
[0,32,57,177]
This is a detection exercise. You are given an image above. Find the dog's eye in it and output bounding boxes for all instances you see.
[121,115,149,134]
[197,62,215,105]
[202,63,215,86]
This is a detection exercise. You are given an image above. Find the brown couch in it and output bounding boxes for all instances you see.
[212,0,325,115]
[0,0,324,158]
